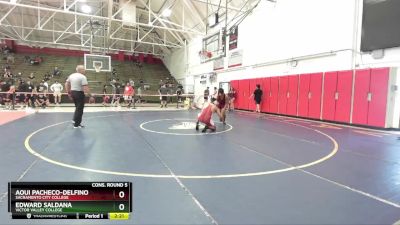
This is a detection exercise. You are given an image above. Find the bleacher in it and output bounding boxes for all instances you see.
[0,53,178,95]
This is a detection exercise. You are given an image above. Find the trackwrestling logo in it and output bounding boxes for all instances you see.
[168,122,198,130]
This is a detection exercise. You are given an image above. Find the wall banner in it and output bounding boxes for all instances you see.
[228,49,243,68]
[213,57,224,70]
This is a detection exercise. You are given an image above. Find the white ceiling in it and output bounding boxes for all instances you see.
[0,0,260,56]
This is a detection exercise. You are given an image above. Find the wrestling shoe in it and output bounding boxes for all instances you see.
[202,126,208,133]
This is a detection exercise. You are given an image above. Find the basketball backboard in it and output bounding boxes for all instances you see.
[200,28,226,63]
[84,54,112,72]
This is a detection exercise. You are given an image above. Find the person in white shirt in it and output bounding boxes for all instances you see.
[211,87,218,103]
[136,86,142,104]
[65,65,89,128]
[50,81,63,104]
[43,80,49,91]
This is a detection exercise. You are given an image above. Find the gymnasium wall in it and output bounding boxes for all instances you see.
[164,0,400,92]
[2,40,163,64]
[14,45,91,58]
[163,37,212,81]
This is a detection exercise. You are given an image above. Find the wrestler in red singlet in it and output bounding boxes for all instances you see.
[196,103,216,132]
[216,93,226,110]
[216,88,227,124]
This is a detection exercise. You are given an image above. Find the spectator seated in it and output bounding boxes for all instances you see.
[112,68,117,76]
[43,73,51,82]
[6,54,15,64]
[3,71,12,79]
[143,83,150,90]
[52,67,61,77]
[30,56,43,65]
[135,62,143,68]
[28,73,35,80]
[2,45,11,55]
[3,63,11,72]
[88,94,96,104]
[24,56,31,64]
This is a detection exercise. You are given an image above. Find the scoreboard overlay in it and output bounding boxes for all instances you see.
[8,182,132,220]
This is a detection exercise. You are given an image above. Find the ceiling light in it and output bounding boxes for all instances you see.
[10,0,17,3]
[81,4,92,14]
[161,8,172,17]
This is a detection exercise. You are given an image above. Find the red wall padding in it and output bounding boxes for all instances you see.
[230,67,390,128]
[298,74,310,118]
[367,68,389,127]
[261,78,271,113]
[352,69,370,125]
[270,77,279,114]
[308,73,323,119]
[334,70,353,123]
[118,51,125,61]
[278,76,289,114]
[238,79,250,110]
[286,75,299,116]
[322,71,338,121]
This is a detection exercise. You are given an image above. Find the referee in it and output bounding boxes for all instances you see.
[65,65,89,128]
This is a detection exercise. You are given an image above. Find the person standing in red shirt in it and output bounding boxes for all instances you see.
[123,82,135,109]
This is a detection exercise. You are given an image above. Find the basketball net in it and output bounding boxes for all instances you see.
[94,64,102,73]
[199,50,212,62]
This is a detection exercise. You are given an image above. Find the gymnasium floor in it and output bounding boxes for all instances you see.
[0,108,400,224]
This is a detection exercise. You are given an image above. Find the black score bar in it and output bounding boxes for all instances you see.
[12,212,130,220]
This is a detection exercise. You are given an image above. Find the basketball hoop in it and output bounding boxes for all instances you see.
[93,61,103,73]
[199,50,212,63]
[84,54,111,72]
[94,65,101,73]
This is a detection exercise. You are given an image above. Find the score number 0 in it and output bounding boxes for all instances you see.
[118,191,126,211]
